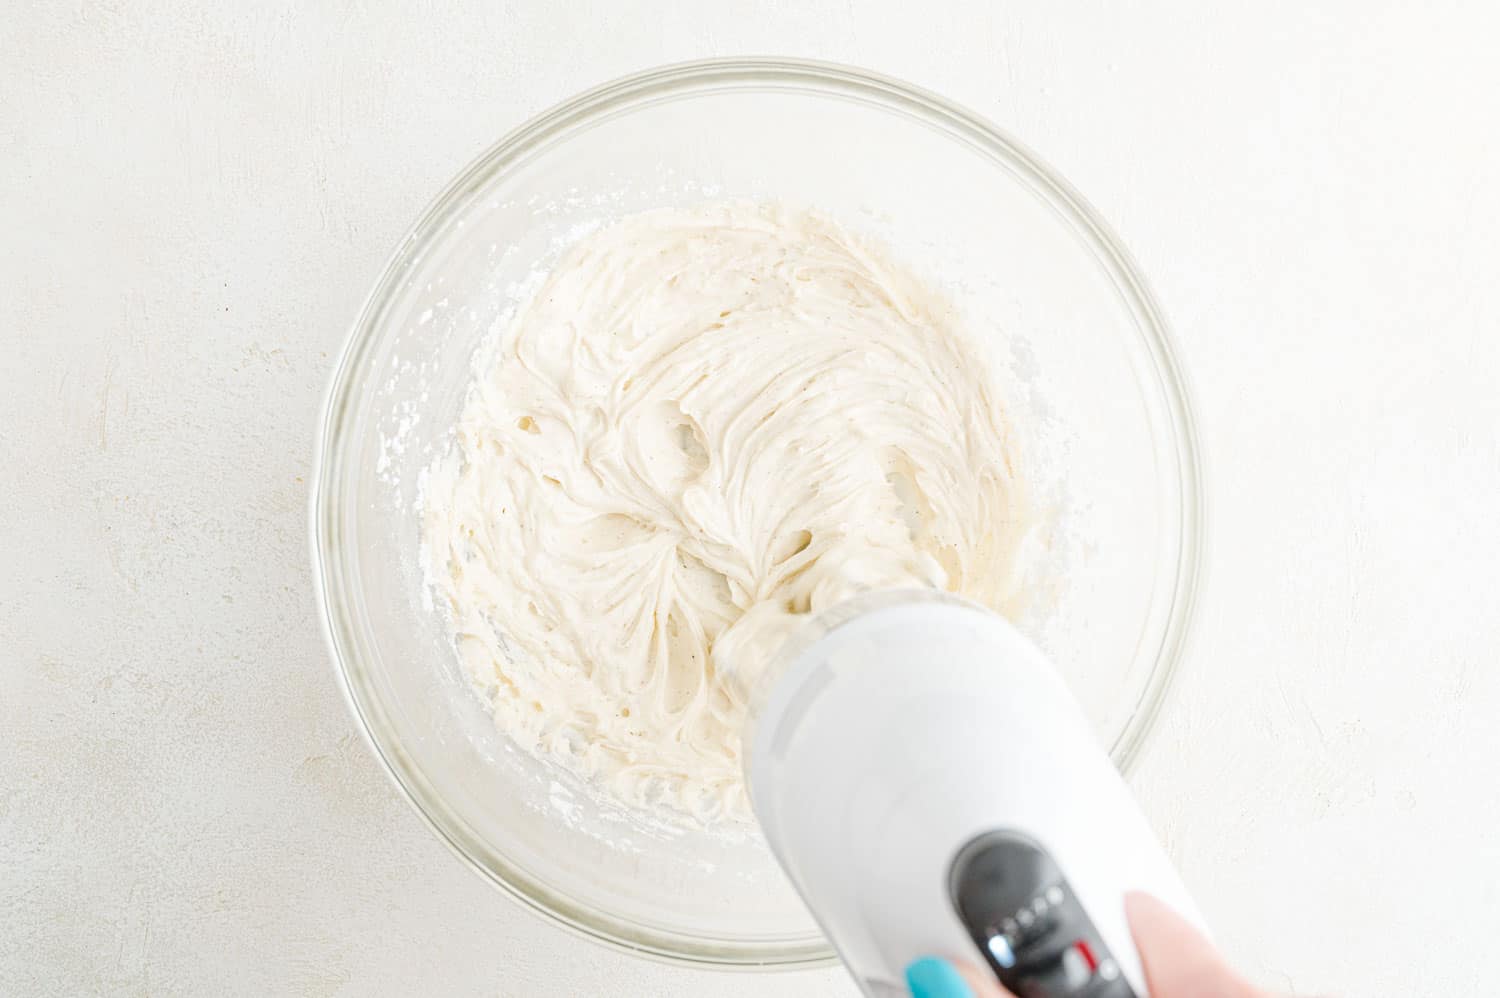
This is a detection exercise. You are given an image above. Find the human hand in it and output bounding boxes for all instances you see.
[905,892,1273,998]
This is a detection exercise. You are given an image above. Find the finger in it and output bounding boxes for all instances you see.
[1124,892,1260,998]
[949,958,1016,997]
[905,955,1015,998]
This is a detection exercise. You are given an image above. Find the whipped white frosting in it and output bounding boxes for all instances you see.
[423,203,1028,822]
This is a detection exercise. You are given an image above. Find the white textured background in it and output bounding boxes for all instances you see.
[4,2,1498,995]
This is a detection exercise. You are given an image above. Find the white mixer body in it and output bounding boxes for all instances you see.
[745,596,1201,997]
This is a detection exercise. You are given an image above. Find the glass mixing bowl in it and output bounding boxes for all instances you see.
[311,58,1202,969]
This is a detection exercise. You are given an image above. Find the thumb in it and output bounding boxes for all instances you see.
[1125,892,1260,998]
[905,956,1014,998]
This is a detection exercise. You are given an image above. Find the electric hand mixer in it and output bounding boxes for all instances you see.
[739,591,1202,997]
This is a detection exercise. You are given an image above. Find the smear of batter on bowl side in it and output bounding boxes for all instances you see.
[422,202,1029,823]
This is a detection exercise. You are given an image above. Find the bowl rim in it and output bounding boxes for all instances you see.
[310,55,1205,970]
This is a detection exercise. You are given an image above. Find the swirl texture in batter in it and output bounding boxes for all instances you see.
[423,203,1027,822]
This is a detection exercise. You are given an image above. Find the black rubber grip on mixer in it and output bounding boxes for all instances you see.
[949,830,1136,998]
